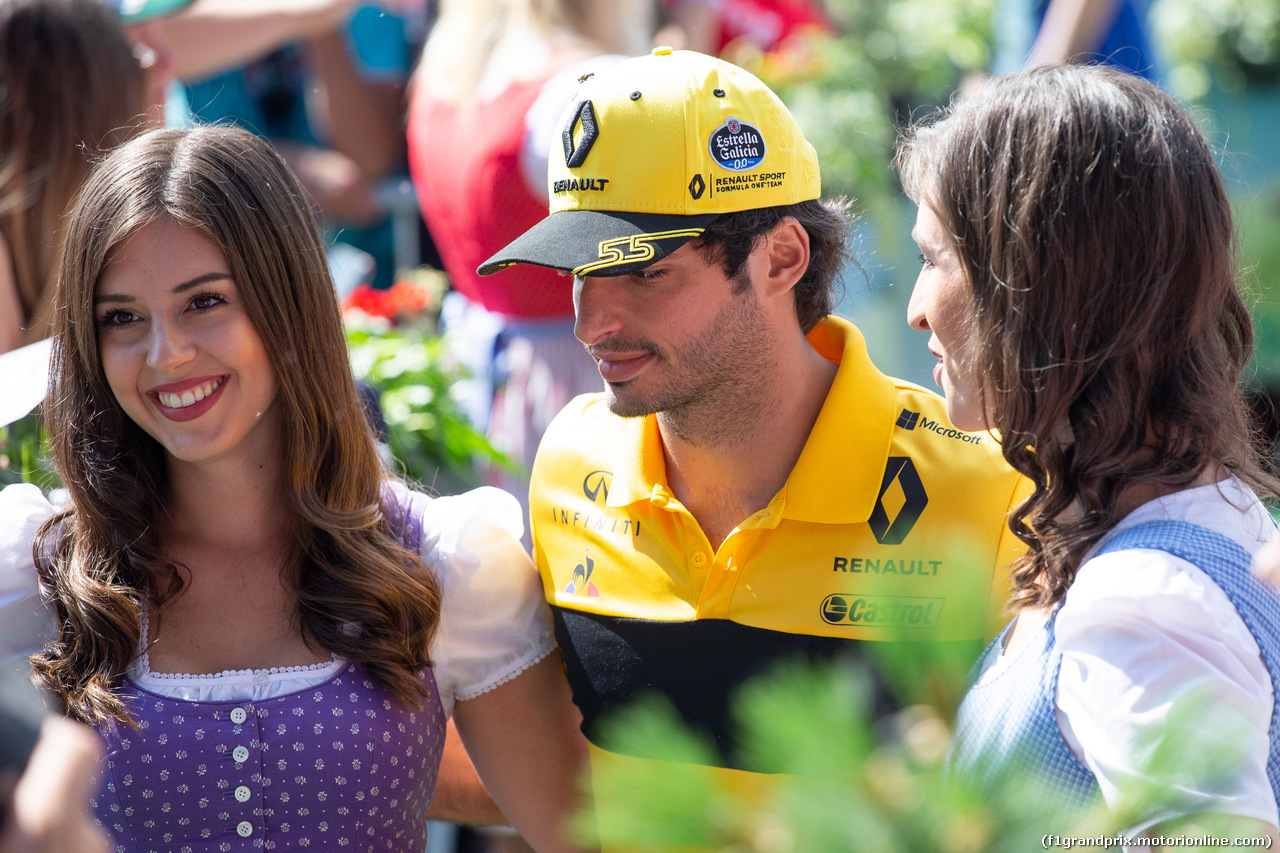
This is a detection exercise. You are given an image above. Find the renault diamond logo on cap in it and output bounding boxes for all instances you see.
[563,100,599,168]
[709,116,765,172]
[688,174,706,199]
[869,457,928,545]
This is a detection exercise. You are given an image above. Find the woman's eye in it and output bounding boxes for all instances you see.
[918,252,934,269]
[190,292,227,312]
[97,309,138,328]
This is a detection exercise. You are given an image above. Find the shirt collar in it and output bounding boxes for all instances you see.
[782,316,897,523]
[607,412,666,507]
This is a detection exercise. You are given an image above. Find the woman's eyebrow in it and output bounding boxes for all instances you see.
[93,271,233,304]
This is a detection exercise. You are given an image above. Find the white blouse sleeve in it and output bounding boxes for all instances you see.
[1055,549,1277,829]
[418,486,556,719]
[0,483,57,660]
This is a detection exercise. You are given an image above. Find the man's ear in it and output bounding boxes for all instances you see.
[760,217,809,298]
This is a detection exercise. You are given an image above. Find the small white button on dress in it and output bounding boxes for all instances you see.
[232,746,249,763]
[236,821,253,837]
[230,707,248,724]
[234,785,251,803]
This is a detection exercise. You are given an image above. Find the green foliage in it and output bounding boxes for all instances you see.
[1153,0,1280,97]
[755,0,995,213]
[579,659,1090,853]
[578,655,1262,852]
[345,319,514,491]
[0,412,58,490]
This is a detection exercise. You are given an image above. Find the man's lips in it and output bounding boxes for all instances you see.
[594,352,655,384]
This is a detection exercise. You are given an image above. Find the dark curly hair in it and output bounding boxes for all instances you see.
[695,198,852,332]
[896,65,1280,611]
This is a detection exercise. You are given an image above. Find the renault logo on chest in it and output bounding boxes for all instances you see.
[869,457,928,545]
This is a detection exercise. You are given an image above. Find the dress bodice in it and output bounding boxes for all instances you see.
[92,661,446,852]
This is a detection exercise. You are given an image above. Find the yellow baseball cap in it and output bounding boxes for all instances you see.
[478,47,821,278]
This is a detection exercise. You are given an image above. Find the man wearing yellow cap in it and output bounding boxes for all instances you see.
[479,47,1026,844]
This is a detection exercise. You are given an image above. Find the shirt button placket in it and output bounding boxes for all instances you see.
[227,703,256,843]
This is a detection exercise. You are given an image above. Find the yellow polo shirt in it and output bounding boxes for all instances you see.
[530,316,1027,842]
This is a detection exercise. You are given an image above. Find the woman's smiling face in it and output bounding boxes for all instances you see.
[95,218,281,469]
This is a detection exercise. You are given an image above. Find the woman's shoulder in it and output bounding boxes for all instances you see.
[382,480,525,562]
[1068,478,1270,632]
[1,482,56,551]
[0,484,59,657]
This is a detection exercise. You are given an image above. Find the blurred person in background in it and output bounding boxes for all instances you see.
[997,0,1158,79]
[0,0,154,354]
[0,669,109,853]
[655,0,833,63]
[407,0,656,533]
[138,0,433,291]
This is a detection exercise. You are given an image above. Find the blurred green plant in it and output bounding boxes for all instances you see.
[0,411,58,490]
[344,267,515,491]
[579,658,1105,853]
[749,0,995,216]
[346,319,516,491]
[1153,0,1280,98]
[579,655,1259,852]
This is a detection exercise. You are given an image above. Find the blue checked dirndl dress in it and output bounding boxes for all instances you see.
[948,520,1280,817]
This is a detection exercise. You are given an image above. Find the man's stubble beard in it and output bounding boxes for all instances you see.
[602,286,778,450]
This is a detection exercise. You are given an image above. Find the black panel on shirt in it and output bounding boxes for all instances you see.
[552,606,979,771]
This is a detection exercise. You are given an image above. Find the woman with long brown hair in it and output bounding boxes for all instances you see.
[0,124,586,852]
[898,65,1280,836]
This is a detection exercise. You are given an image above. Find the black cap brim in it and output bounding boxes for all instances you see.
[478,209,721,278]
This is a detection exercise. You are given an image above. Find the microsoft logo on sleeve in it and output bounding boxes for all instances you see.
[895,409,982,446]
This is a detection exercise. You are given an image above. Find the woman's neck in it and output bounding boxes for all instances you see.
[164,450,293,554]
[1116,461,1228,519]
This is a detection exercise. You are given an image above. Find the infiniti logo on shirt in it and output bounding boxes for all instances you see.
[583,470,611,503]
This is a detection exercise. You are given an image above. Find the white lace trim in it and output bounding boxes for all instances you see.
[138,658,344,682]
[134,605,340,682]
[453,644,554,703]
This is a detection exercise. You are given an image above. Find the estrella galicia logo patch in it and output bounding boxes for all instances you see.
[583,470,611,503]
[562,100,599,167]
[565,549,601,597]
[709,117,765,172]
[869,457,928,545]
